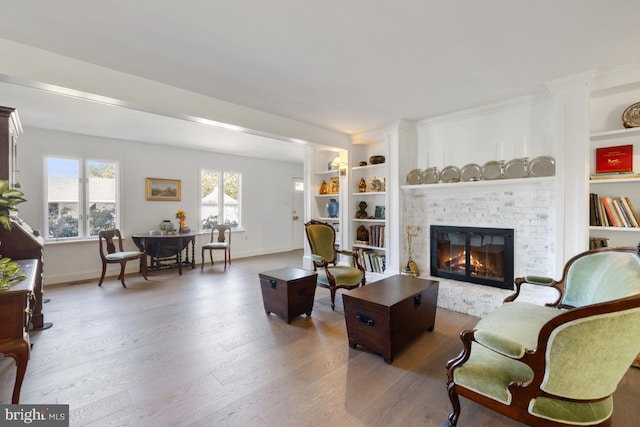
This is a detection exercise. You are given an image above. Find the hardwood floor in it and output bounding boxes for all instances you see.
[2,250,639,426]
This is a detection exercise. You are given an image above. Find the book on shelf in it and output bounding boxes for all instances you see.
[355,249,386,273]
[595,144,633,174]
[590,193,640,227]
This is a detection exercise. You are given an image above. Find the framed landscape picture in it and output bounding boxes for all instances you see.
[146,178,181,201]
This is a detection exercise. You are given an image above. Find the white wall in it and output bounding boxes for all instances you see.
[416,94,555,170]
[17,127,303,284]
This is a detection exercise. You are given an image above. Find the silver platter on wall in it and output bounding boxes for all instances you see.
[528,156,555,177]
[504,158,527,179]
[440,165,461,183]
[481,161,503,180]
[423,167,441,184]
[460,163,482,182]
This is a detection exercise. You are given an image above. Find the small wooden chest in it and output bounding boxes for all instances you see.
[342,275,439,363]
[259,268,318,323]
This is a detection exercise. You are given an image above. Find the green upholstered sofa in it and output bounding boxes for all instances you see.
[445,247,640,426]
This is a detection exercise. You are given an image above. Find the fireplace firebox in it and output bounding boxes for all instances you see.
[430,226,514,290]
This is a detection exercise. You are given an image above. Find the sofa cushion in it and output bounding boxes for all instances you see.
[474,302,560,357]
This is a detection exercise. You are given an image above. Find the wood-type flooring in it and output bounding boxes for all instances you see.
[1,250,638,426]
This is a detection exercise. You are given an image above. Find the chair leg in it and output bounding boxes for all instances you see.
[201,248,205,270]
[446,382,461,426]
[330,287,337,311]
[224,250,227,271]
[98,262,107,287]
[119,263,127,288]
[228,248,231,265]
[140,256,148,280]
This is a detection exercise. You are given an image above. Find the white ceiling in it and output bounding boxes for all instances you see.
[1,1,640,162]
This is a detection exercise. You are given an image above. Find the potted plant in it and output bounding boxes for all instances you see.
[0,255,27,290]
[0,180,28,289]
[0,179,26,230]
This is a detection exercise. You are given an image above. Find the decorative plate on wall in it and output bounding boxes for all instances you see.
[504,158,527,179]
[460,163,482,182]
[481,161,503,180]
[406,169,423,185]
[423,167,441,184]
[440,165,461,183]
[622,102,640,128]
[369,177,384,192]
[528,156,556,177]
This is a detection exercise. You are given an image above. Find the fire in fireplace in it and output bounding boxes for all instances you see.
[430,225,514,290]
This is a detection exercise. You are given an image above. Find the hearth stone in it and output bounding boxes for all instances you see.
[432,277,560,318]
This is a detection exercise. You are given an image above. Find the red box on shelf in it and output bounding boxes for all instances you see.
[595,144,633,174]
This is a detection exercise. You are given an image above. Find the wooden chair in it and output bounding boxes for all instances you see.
[445,247,640,426]
[98,229,148,288]
[201,224,231,271]
[304,219,366,310]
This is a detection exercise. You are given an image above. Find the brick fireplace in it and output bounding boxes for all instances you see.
[403,178,557,317]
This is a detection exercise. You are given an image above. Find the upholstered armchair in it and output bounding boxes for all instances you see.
[445,247,640,426]
[304,220,366,310]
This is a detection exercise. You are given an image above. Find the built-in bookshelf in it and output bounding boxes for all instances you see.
[350,140,388,278]
[588,79,640,248]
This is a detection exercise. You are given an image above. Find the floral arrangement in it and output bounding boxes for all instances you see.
[176,209,188,229]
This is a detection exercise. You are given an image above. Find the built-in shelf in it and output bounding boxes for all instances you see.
[351,191,386,196]
[590,177,640,185]
[353,243,387,251]
[590,127,640,140]
[589,226,640,232]
[352,218,385,222]
[315,193,340,198]
[315,169,340,175]
[401,176,555,191]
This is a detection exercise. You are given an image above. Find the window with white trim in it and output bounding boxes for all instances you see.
[45,157,119,240]
[200,169,241,229]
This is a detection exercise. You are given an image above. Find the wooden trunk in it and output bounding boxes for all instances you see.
[342,275,439,364]
[259,267,317,323]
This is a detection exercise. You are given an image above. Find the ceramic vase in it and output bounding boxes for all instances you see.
[326,199,339,218]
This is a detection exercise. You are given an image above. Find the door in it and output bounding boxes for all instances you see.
[292,178,304,249]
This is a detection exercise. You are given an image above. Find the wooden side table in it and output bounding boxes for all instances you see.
[342,275,439,364]
[259,268,317,323]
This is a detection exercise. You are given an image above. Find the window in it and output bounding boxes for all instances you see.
[46,157,118,240]
[200,169,241,229]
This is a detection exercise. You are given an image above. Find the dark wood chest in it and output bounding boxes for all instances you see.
[259,267,318,323]
[342,275,439,363]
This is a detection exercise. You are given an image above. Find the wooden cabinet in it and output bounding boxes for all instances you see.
[0,259,37,403]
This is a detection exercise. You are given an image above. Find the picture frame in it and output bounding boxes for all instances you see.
[146,178,181,201]
[328,176,340,194]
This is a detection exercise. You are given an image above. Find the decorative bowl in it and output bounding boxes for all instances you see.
[369,155,385,164]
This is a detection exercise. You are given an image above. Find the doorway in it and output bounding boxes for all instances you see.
[292,178,304,249]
